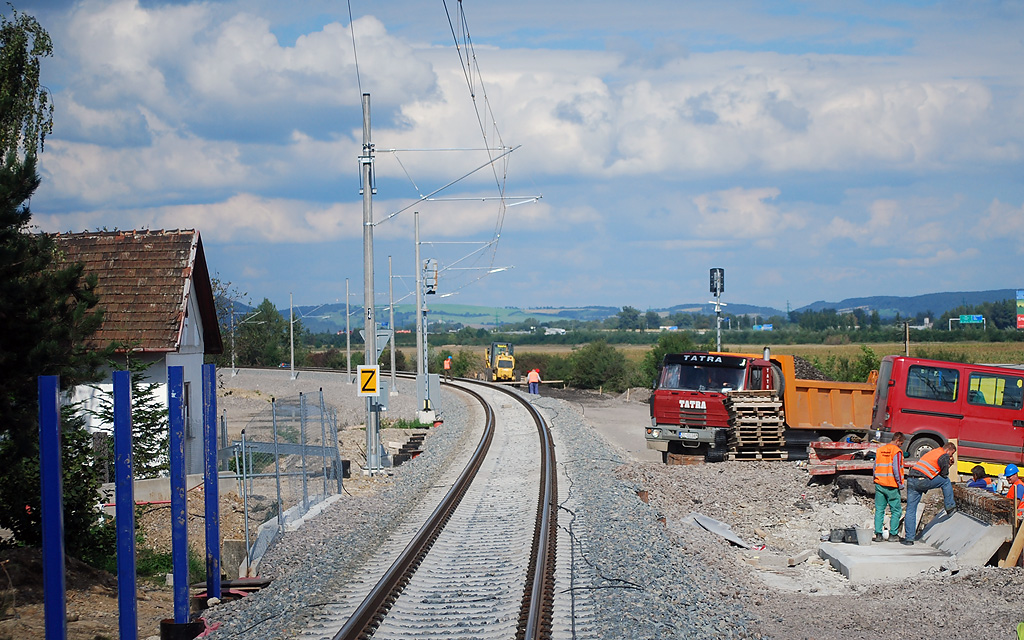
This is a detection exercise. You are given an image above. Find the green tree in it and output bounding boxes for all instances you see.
[88,347,169,479]
[0,5,107,555]
[1,6,52,161]
[208,273,248,368]
[237,298,288,366]
[644,310,661,331]
[568,340,627,391]
[617,306,642,331]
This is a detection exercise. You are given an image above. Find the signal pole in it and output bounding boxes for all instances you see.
[360,93,380,473]
[414,211,432,420]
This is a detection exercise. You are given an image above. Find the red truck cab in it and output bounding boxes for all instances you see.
[872,355,1024,467]
[646,352,779,461]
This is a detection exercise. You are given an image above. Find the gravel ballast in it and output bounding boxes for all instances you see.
[202,372,1024,639]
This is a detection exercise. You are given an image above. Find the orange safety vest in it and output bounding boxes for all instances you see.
[443,359,451,370]
[527,370,540,383]
[910,447,946,479]
[1007,478,1024,518]
[873,443,904,488]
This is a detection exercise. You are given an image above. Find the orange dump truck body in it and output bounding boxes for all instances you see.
[787,378,876,432]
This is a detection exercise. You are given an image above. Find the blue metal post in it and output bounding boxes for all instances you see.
[39,375,66,640]
[113,370,138,639]
[202,363,221,602]
[168,366,189,623]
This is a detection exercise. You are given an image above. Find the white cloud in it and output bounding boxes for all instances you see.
[690,187,803,239]
[975,199,1024,251]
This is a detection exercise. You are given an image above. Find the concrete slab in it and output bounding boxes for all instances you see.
[818,541,951,582]
[919,511,1011,566]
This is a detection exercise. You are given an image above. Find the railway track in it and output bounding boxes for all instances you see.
[297,376,557,640]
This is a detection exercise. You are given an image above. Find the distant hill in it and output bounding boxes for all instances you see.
[795,289,1017,319]
[662,302,785,318]
[224,289,1019,333]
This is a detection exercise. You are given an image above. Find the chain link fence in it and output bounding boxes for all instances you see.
[219,389,343,574]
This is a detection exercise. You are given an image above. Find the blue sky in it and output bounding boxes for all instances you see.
[16,0,1024,312]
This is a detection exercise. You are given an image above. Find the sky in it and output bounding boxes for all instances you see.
[15,0,1024,313]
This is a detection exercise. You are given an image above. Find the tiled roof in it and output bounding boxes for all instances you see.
[51,230,223,354]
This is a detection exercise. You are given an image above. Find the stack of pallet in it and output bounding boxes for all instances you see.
[725,390,787,460]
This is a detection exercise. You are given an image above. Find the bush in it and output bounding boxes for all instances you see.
[568,341,627,392]
[809,345,881,382]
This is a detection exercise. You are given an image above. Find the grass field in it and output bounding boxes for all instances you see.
[406,341,1024,365]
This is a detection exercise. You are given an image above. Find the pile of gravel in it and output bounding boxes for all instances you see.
[534,395,757,638]
[792,356,832,381]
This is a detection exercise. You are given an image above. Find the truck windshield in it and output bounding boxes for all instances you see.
[659,363,745,391]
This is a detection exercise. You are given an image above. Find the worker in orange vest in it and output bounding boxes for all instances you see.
[902,441,957,545]
[873,432,906,542]
[443,355,452,382]
[1004,464,1024,519]
[527,369,541,395]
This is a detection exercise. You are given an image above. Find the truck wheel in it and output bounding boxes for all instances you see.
[714,429,729,448]
[705,447,727,463]
[908,436,941,460]
[770,363,786,397]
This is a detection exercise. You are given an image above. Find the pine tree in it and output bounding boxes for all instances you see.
[88,346,170,480]
[0,5,108,554]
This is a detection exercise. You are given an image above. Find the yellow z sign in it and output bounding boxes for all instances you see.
[358,365,380,397]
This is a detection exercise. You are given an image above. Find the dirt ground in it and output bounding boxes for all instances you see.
[566,385,1024,640]
[7,377,1023,639]
[0,370,428,640]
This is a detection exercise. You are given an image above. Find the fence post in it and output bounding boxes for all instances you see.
[320,388,328,498]
[38,375,66,640]
[202,363,221,603]
[168,366,189,623]
[272,398,284,533]
[240,429,251,576]
[113,370,138,638]
[300,393,308,511]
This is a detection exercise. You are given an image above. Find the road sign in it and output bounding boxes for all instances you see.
[959,314,984,324]
[358,365,380,397]
[359,329,393,361]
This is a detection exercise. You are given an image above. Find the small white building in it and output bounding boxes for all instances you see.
[53,230,223,475]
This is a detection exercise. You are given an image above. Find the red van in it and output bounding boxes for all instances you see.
[871,356,1024,466]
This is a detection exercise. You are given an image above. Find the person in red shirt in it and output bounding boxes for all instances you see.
[527,369,541,395]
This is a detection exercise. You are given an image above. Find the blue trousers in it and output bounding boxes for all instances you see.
[528,382,539,394]
[905,475,955,541]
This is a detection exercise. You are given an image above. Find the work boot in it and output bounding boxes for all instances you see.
[901,538,914,546]
[872,533,883,543]
[945,506,958,516]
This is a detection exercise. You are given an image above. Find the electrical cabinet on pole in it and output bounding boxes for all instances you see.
[360,93,380,473]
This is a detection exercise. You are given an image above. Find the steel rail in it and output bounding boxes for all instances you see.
[332,381,494,640]
[452,377,557,640]
[231,366,557,639]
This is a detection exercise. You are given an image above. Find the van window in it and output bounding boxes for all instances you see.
[968,373,1024,409]
[906,365,959,402]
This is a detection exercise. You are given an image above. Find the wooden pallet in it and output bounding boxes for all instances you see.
[730,437,785,447]
[728,449,789,461]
